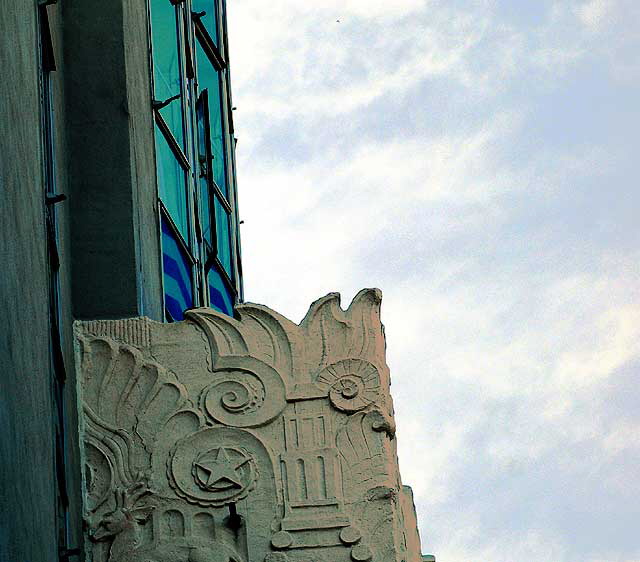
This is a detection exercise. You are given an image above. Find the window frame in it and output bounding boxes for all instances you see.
[149,0,242,321]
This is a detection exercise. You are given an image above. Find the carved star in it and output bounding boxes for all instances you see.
[193,447,250,491]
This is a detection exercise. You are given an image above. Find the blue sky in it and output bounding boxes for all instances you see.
[227,1,640,560]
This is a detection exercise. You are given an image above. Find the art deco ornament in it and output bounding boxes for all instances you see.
[76,290,425,562]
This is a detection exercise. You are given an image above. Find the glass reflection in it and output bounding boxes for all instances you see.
[192,0,220,47]
[155,126,189,241]
[151,0,184,146]
[208,267,233,315]
[195,40,228,198]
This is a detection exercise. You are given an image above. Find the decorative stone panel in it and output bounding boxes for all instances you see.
[75,290,426,562]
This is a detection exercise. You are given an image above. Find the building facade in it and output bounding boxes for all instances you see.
[0,1,431,561]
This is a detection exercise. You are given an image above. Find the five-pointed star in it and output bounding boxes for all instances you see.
[194,447,250,491]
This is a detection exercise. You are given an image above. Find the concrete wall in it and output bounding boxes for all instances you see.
[50,3,86,557]
[63,0,162,322]
[0,4,60,561]
[1,0,160,558]
[123,0,165,321]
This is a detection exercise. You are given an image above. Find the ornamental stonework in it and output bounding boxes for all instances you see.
[76,290,426,562]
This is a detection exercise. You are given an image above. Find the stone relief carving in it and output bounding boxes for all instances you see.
[76,289,424,562]
[199,356,287,428]
[90,476,155,559]
[168,431,258,506]
[316,358,381,413]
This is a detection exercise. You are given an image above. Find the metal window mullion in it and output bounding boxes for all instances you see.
[210,182,231,213]
[210,257,237,297]
[222,0,244,301]
[229,136,243,302]
[193,16,226,70]
[159,202,197,267]
[217,66,238,291]
[154,111,191,170]
[186,0,208,307]
[157,199,169,322]
[217,2,241,300]
[219,0,229,65]
[192,13,219,307]
[148,0,168,322]
[181,0,211,309]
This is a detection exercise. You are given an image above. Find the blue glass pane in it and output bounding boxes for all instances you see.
[214,195,232,277]
[155,127,189,241]
[151,0,184,146]
[162,218,193,321]
[208,266,233,315]
[192,0,219,47]
[195,40,228,198]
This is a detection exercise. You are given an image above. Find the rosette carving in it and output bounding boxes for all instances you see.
[316,359,381,412]
[200,356,286,428]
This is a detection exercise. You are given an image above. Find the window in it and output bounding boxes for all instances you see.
[149,0,242,321]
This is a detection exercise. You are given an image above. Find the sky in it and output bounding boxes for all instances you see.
[226,1,640,560]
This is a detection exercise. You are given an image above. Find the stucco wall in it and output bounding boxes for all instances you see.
[50,3,86,556]
[123,0,164,321]
[0,4,59,561]
[63,0,162,322]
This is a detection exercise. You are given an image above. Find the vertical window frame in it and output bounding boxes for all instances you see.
[149,0,242,320]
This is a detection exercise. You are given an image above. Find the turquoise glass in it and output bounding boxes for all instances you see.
[192,0,220,48]
[155,126,189,241]
[150,0,184,146]
[195,40,228,198]
[214,194,232,277]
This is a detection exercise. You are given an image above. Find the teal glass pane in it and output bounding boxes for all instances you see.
[208,266,233,315]
[192,0,219,48]
[155,126,189,241]
[214,195,232,277]
[150,0,184,146]
[195,40,228,198]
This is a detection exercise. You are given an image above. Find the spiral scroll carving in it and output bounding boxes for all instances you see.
[212,371,264,415]
[200,356,286,428]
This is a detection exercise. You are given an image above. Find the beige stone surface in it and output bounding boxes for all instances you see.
[76,290,427,562]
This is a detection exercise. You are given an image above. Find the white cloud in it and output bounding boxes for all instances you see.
[228,1,640,560]
[576,0,616,30]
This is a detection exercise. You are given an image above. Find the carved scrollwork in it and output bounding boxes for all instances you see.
[84,442,115,514]
[83,407,138,514]
[200,356,286,428]
[316,359,381,412]
[337,411,391,497]
[78,334,191,445]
